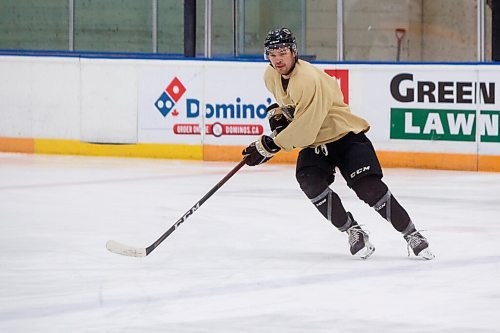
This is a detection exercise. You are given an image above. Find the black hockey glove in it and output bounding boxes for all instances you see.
[267,103,294,135]
[242,135,281,166]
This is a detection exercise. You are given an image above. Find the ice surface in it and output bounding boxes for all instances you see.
[1,153,499,332]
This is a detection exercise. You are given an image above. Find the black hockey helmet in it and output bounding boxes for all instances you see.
[264,27,298,59]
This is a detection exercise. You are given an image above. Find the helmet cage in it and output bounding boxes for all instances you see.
[263,28,298,60]
[264,43,298,59]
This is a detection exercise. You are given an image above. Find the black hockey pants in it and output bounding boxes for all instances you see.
[295,132,415,234]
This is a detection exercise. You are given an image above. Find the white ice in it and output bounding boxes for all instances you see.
[1,153,499,333]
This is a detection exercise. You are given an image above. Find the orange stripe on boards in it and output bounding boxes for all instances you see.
[478,155,500,172]
[2,138,497,172]
[377,151,478,171]
[0,137,35,153]
[202,145,242,162]
[204,145,500,172]
[203,145,298,164]
[271,150,299,164]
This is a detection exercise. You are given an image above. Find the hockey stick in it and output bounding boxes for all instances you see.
[106,158,247,257]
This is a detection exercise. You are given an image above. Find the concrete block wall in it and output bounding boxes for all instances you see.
[422,0,477,61]
[0,0,493,61]
[0,0,68,50]
[305,0,337,60]
[74,0,152,53]
[304,0,491,62]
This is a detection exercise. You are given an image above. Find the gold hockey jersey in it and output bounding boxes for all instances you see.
[264,60,370,152]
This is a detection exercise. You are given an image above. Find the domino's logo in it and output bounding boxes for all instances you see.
[155,77,186,117]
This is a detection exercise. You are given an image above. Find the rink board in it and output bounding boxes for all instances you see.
[0,55,499,171]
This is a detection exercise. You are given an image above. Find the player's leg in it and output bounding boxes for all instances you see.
[352,176,434,259]
[295,148,374,259]
[351,176,414,233]
[340,132,434,259]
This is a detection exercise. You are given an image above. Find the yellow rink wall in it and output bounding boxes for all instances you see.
[0,137,202,160]
[2,137,499,172]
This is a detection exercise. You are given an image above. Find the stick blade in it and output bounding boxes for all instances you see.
[106,240,147,257]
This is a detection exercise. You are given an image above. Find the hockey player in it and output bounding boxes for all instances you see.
[242,27,434,260]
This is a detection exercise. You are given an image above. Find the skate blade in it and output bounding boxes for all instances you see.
[417,247,435,260]
[358,241,375,260]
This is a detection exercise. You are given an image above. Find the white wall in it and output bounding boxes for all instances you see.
[0,56,80,139]
[80,58,139,143]
[1,55,499,158]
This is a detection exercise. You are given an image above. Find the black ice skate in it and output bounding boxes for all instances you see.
[345,214,375,259]
[404,230,435,260]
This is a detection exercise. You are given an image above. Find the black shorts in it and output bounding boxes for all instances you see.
[296,132,383,188]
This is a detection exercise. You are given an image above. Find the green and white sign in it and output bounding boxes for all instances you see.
[390,108,500,142]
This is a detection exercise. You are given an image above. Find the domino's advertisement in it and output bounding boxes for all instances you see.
[138,61,272,145]
[138,61,350,146]
[138,61,499,156]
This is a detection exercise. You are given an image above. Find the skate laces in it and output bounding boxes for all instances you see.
[404,230,427,256]
[347,225,367,246]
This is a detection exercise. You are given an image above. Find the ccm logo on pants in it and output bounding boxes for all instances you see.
[350,166,371,178]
